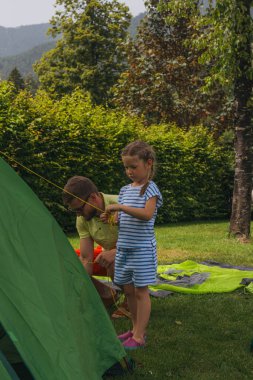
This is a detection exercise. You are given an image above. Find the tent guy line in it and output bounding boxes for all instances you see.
[0,157,129,379]
[0,150,130,319]
[0,150,105,214]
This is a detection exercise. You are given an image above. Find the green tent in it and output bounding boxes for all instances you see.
[0,348,20,380]
[0,158,126,380]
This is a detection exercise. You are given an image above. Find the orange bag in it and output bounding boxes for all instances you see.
[74,245,107,276]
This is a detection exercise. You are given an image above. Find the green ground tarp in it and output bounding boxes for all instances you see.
[0,158,125,380]
[149,260,253,294]
[97,260,253,297]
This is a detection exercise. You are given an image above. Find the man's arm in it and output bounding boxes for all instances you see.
[79,237,94,275]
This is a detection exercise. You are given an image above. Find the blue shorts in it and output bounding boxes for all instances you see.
[114,243,157,287]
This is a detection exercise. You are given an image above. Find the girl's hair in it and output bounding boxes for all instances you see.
[121,140,156,195]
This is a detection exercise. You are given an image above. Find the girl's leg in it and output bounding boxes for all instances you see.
[133,286,150,342]
[123,283,136,328]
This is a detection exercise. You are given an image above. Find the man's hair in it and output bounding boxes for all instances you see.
[62,176,98,205]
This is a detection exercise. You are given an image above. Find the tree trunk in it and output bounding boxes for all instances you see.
[229,106,252,239]
[229,0,253,239]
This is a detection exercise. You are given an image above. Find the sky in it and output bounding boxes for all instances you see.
[0,0,146,28]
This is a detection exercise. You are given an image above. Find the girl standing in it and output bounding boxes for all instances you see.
[104,140,162,350]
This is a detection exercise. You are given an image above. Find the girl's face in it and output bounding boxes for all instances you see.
[122,155,153,186]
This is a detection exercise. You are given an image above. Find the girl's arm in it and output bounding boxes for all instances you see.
[106,196,157,221]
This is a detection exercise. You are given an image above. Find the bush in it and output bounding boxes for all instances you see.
[0,83,234,231]
[142,125,234,223]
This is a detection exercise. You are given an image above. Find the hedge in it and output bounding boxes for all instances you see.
[0,83,234,231]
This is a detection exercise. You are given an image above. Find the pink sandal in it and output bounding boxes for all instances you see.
[123,337,146,350]
[117,330,133,342]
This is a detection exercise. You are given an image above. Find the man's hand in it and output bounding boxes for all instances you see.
[94,248,116,269]
[100,212,110,223]
[100,210,118,225]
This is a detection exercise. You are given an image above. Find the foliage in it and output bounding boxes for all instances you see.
[24,73,40,95]
[7,67,25,92]
[165,0,253,89]
[113,0,233,130]
[0,83,143,230]
[0,82,234,231]
[34,0,131,104]
[0,82,34,182]
[142,124,234,223]
[164,0,253,239]
[0,16,143,81]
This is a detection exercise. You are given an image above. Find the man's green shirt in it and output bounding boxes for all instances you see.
[76,193,118,250]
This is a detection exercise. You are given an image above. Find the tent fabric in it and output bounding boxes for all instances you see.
[0,361,15,380]
[149,260,253,294]
[0,351,19,380]
[0,158,125,380]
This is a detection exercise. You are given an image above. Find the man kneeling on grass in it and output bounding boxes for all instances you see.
[63,176,128,317]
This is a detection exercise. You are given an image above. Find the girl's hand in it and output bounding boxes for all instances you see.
[106,204,121,213]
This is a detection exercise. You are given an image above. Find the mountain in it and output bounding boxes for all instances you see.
[129,12,145,36]
[0,42,56,79]
[0,24,55,58]
[0,14,145,80]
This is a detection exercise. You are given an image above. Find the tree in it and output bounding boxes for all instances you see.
[7,67,25,92]
[165,0,253,239]
[34,0,131,104]
[24,73,40,95]
[113,0,233,128]
[227,0,253,239]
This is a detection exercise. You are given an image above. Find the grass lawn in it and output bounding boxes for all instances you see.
[68,220,253,379]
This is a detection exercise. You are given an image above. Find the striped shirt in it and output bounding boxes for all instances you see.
[117,181,163,248]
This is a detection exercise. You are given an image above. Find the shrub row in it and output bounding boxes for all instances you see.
[0,82,234,231]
